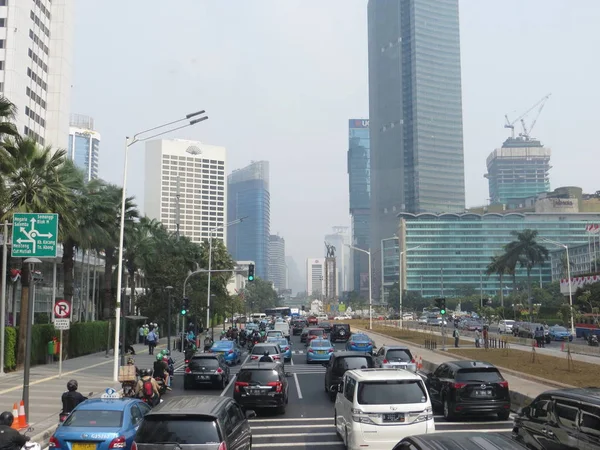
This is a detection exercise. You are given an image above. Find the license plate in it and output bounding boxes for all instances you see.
[196,375,210,380]
[357,343,365,347]
[474,390,492,397]
[383,413,404,422]
[73,444,96,450]
[317,350,326,354]
[248,389,262,395]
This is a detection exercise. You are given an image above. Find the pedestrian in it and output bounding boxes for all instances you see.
[474,329,481,348]
[147,328,158,355]
[143,324,149,344]
[138,325,145,344]
[483,326,489,349]
[453,326,460,348]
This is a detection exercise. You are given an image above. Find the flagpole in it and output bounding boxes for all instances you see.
[588,223,593,272]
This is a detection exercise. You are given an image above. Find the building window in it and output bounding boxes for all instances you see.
[0,0,6,6]
[0,40,4,49]
[0,18,5,27]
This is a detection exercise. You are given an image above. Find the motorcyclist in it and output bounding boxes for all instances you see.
[0,411,29,450]
[61,380,88,420]
[259,351,274,363]
[251,330,261,343]
[153,353,171,390]
[136,369,160,406]
[204,335,214,352]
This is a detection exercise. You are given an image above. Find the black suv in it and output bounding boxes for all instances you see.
[323,351,375,400]
[292,319,307,335]
[183,353,230,390]
[135,396,255,450]
[234,362,289,414]
[513,388,600,449]
[425,360,511,420]
[331,323,351,342]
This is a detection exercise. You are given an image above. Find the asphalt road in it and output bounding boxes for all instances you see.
[169,330,516,449]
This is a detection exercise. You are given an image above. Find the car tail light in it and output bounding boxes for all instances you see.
[267,381,283,393]
[234,381,248,393]
[350,342,355,346]
[216,367,223,374]
[108,436,127,449]
[228,349,234,354]
[251,355,258,360]
[49,437,60,448]
[328,348,334,353]
[383,359,388,364]
[411,358,415,363]
[218,442,227,450]
[185,367,191,374]
[185,359,189,364]
[308,348,314,353]
[131,442,137,450]
[452,382,467,389]
[273,354,280,359]
[499,381,509,389]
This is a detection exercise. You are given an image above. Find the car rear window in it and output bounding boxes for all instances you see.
[311,340,332,347]
[309,329,324,336]
[385,349,413,362]
[135,416,220,444]
[252,345,279,355]
[64,410,123,427]
[352,334,369,341]
[455,368,503,382]
[212,341,233,348]
[238,369,280,384]
[189,358,219,369]
[342,357,373,370]
[357,380,427,405]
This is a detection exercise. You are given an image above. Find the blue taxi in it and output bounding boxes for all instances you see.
[306,339,334,363]
[345,333,374,354]
[267,337,292,362]
[210,339,242,365]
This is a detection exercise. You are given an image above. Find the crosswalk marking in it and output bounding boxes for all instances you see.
[252,424,334,430]
[251,417,332,423]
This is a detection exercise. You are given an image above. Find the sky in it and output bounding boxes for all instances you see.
[72,1,600,285]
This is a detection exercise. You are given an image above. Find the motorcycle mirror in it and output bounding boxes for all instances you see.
[26,426,34,433]
[88,392,93,397]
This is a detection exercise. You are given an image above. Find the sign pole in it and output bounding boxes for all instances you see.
[59,329,63,378]
[0,220,8,376]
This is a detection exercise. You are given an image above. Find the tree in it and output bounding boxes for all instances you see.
[486,255,510,307]
[0,97,19,140]
[244,278,280,314]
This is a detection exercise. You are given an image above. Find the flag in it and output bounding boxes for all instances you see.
[585,224,600,234]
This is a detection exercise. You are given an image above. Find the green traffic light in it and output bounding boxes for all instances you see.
[181,310,187,315]
[440,309,446,315]
[248,275,254,281]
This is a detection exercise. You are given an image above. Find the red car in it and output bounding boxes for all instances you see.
[307,316,318,325]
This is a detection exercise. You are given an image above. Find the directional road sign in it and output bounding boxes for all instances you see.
[11,213,59,258]
[54,299,71,319]
[53,319,70,330]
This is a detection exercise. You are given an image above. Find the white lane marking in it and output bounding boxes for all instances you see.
[251,424,333,430]
[293,372,302,399]
[433,429,511,433]
[253,432,338,438]
[250,417,332,423]
[221,354,249,397]
[435,420,514,425]
[252,443,342,448]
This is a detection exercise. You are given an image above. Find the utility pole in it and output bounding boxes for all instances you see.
[175,176,181,239]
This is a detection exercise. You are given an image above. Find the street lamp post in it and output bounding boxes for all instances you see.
[113,110,208,382]
[346,245,372,330]
[541,237,575,335]
[399,245,422,327]
[22,257,41,420]
[165,286,173,351]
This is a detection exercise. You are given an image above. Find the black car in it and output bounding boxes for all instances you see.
[425,360,511,420]
[394,432,526,450]
[513,388,600,449]
[183,354,230,390]
[330,323,351,342]
[319,321,332,333]
[292,320,307,335]
[135,396,255,450]
[234,362,289,414]
[323,351,375,400]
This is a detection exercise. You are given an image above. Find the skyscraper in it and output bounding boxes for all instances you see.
[268,234,287,293]
[348,119,371,294]
[306,258,325,297]
[227,161,270,279]
[144,139,227,243]
[68,115,100,181]
[1,0,74,149]
[367,0,465,299]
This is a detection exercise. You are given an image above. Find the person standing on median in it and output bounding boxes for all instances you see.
[453,326,460,348]
[474,329,481,348]
[139,325,145,344]
[147,328,158,355]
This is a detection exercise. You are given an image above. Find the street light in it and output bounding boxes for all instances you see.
[540,237,575,335]
[22,257,41,420]
[346,245,372,330]
[399,245,422,327]
[113,110,208,382]
[165,286,174,351]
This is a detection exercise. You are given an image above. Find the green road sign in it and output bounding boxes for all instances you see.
[11,213,59,258]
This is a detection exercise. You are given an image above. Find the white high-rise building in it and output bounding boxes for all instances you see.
[306,258,325,297]
[144,139,227,243]
[68,114,99,181]
[268,234,286,293]
[1,0,74,149]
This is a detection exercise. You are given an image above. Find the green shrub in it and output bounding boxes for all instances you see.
[3,327,17,371]
[68,321,110,357]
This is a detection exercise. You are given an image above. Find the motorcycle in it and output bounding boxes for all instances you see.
[22,427,41,450]
[59,391,93,423]
[588,334,599,347]
[121,381,137,398]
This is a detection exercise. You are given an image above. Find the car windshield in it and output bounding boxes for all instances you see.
[238,369,279,384]
[352,334,369,342]
[189,358,219,370]
[455,368,503,382]
[63,409,123,427]
[311,340,332,348]
[357,380,427,405]
[385,349,412,362]
[252,345,279,355]
[552,326,568,332]
[136,416,220,444]
[342,357,374,370]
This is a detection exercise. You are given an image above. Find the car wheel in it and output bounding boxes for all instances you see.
[443,398,455,421]
[498,410,510,421]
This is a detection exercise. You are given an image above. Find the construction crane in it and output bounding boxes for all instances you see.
[504,93,552,140]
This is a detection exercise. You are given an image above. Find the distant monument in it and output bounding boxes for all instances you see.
[324,242,337,302]
[325,242,336,258]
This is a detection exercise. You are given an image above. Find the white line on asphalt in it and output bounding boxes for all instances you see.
[251,424,333,430]
[252,443,342,448]
[253,432,338,438]
[433,429,511,433]
[221,354,249,397]
[250,417,333,423]
[435,420,513,425]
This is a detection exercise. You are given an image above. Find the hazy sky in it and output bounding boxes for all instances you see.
[72,1,600,279]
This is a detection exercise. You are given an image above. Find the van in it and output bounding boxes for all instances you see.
[331,368,434,449]
[274,321,290,338]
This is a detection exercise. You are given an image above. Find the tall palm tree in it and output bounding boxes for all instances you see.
[0,138,78,367]
[0,97,19,139]
[486,255,509,307]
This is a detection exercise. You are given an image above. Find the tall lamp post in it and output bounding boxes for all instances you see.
[398,245,422,327]
[540,237,575,335]
[346,245,372,330]
[165,286,174,351]
[22,257,41,420]
[113,110,208,382]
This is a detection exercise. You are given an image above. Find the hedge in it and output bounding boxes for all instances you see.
[3,327,17,370]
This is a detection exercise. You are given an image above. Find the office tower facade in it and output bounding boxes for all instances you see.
[348,119,371,294]
[268,234,287,293]
[306,258,325,297]
[68,114,100,181]
[485,137,551,206]
[227,161,270,279]
[324,226,350,295]
[1,0,74,149]
[367,0,465,299]
[144,139,227,243]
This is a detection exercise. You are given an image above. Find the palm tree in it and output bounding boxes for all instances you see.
[0,97,19,139]
[0,138,78,367]
[503,229,549,319]
[486,255,509,307]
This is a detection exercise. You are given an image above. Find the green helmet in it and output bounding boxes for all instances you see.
[156,354,163,361]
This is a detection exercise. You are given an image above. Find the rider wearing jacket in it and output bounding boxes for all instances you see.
[135,369,160,406]
[0,411,29,450]
[259,351,274,363]
[61,380,88,418]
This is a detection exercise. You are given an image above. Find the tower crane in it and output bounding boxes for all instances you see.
[504,93,552,140]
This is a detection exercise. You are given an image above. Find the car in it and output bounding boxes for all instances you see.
[319,321,332,333]
[425,360,511,420]
[307,316,318,325]
[250,342,284,365]
[374,345,417,372]
[498,319,515,334]
[305,327,327,345]
[323,352,376,400]
[209,339,243,365]
[394,432,527,450]
[331,323,351,342]
[183,353,231,390]
[306,338,334,363]
[135,396,254,450]
[548,325,574,341]
[244,323,259,333]
[332,368,435,448]
[266,330,284,340]
[234,361,289,414]
[266,337,292,361]
[300,327,310,343]
[51,398,151,450]
[291,319,307,335]
[345,333,374,353]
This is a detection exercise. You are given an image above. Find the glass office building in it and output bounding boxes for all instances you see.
[348,119,371,293]
[68,115,100,181]
[227,161,271,280]
[381,211,600,299]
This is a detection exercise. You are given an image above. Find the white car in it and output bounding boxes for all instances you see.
[332,368,434,450]
[498,319,515,334]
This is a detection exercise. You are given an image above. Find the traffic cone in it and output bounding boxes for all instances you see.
[18,400,27,429]
[418,357,423,370]
[10,403,19,429]
[561,342,565,352]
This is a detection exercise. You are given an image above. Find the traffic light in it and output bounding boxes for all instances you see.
[435,298,447,315]
[248,264,255,282]
[301,305,305,312]
[181,297,189,315]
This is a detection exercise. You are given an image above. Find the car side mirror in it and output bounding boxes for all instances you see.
[329,384,339,393]
[521,406,531,417]
[245,410,257,419]
[88,392,94,397]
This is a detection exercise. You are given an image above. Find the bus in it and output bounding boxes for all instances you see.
[264,307,291,318]
[575,313,600,338]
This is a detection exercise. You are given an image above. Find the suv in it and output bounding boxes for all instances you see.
[332,368,435,448]
[234,362,289,414]
[250,343,284,366]
[183,354,231,390]
[425,360,511,420]
[323,352,375,400]
[135,396,254,450]
[331,323,351,342]
[374,345,416,372]
[292,319,306,335]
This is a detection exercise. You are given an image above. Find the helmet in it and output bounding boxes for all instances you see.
[127,357,135,365]
[163,350,170,356]
[67,379,78,392]
[263,351,270,356]
[143,369,152,376]
[0,411,14,427]
[156,354,163,361]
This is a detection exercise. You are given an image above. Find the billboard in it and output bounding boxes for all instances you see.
[349,119,369,129]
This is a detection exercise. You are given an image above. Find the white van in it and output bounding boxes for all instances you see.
[273,321,290,339]
[498,320,515,334]
[332,368,434,450]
